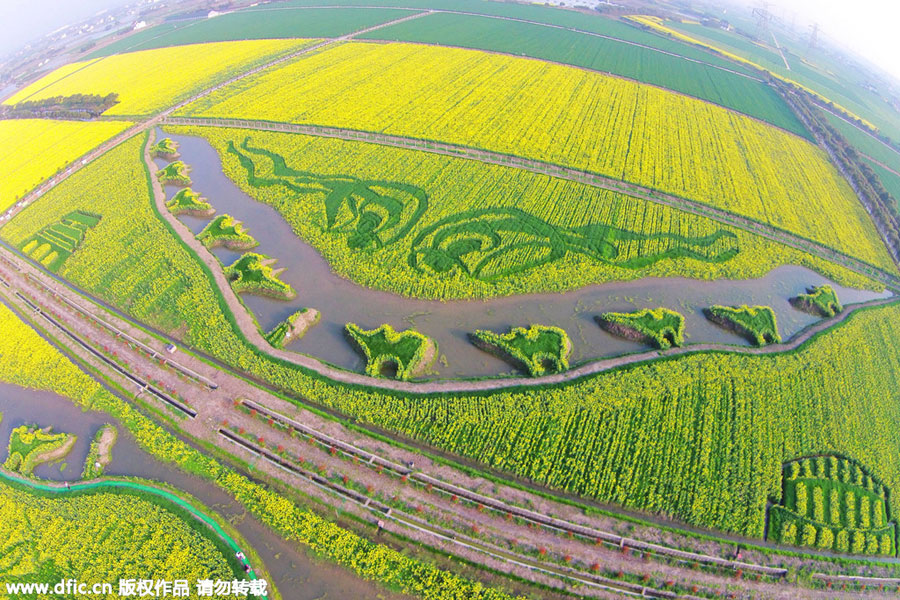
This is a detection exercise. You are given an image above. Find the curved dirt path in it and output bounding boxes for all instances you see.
[164,116,900,292]
[146,129,897,394]
[863,154,900,178]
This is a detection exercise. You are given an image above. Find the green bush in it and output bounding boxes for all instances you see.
[197,214,258,250]
[155,160,191,185]
[470,325,571,377]
[704,304,781,346]
[790,285,842,318]
[595,308,685,349]
[223,253,295,299]
[345,323,436,380]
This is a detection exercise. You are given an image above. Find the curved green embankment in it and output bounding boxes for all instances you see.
[0,468,267,597]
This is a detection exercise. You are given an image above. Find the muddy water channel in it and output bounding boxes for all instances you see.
[157,130,892,379]
[0,383,410,600]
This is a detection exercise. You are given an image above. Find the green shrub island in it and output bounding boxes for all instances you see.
[81,424,118,479]
[790,285,843,318]
[223,252,296,299]
[596,308,685,349]
[345,323,437,380]
[768,455,897,556]
[197,214,258,250]
[166,187,215,217]
[264,308,321,349]
[470,325,571,376]
[155,160,192,186]
[20,210,100,272]
[149,137,180,159]
[4,425,76,476]
[704,304,781,346]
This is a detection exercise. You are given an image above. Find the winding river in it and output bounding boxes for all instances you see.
[0,383,411,600]
[156,130,891,379]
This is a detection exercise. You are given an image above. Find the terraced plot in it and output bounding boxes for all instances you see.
[364,12,806,136]
[5,39,316,116]
[179,42,893,271]
[0,119,130,212]
[173,127,874,298]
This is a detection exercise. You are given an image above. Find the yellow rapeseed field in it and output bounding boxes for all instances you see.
[5,39,316,116]
[0,119,131,212]
[181,41,894,271]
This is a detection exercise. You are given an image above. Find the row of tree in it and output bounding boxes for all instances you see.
[0,93,118,120]
[778,83,900,266]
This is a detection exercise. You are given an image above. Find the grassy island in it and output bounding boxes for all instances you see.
[4,425,76,476]
[166,187,215,217]
[265,308,321,349]
[345,323,436,380]
[149,137,180,159]
[197,214,258,250]
[224,253,295,299]
[596,308,685,349]
[470,325,571,376]
[704,304,781,346]
[156,160,192,186]
[82,424,118,479]
[790,285,843,318]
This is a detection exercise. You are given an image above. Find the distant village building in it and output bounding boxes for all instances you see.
[133,21,147,31]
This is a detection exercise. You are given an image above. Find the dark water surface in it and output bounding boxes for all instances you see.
[0,384,409,600]
[156,129,891,379]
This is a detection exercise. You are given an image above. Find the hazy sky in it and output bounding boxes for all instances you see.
[721,0,900,79]
[0,0,129,55]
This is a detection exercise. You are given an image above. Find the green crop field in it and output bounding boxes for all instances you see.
[246,0,755,73]
[822,110,900,173]
[87,8,418,58]
[364,12,806,136]
[662,19,900,142]
[866,159,900,208]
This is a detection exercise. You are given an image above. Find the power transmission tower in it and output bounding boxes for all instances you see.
[752,2,772,41]
[807,22,819,50]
